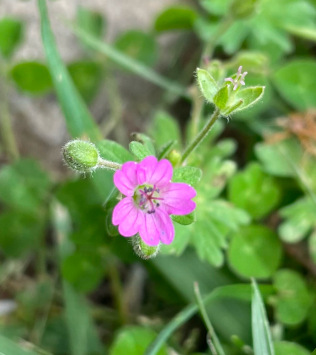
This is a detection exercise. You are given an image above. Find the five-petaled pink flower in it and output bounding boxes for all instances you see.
[112,156,196,246]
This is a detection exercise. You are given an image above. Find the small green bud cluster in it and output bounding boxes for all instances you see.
[63,140,100,173]
[196,65,265,117]
[132,234,160,260]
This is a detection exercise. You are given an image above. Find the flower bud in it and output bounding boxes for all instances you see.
[132,234,160,260]
[62,139,99,173]
[167,149,181,167]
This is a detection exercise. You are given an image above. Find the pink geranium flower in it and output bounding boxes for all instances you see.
[112,156,196,246]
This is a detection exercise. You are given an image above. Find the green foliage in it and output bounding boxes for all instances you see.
[115,30,157,66]
[252,279,275,355]
[110,326,168,355]
[68,61,103,102]
[228,162,281,219]
[154,6,197,32]
[129,141,153,160]
[0,17,23,58]
[228,225,282,278]
[38,0,101,140]
[10,61,53,94]
[274,341,310,355]
[272,269,312,326]
[76,6,105,40]
[273,59,316,110]
[172,166,202,187]
[62,251,105,292]
[96,139,133,163]
[278,197,316,243]
[171,211,196,226]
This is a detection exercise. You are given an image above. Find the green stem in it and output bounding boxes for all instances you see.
[181,107,221,164]
[0,62,19,160]
[194,282,226,355]
[97,158,122,171]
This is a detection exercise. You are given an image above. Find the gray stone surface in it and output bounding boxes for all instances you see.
[1,0,186,175]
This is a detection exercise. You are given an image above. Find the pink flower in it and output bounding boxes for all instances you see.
[112,156,196,246]
[225,65,248,90]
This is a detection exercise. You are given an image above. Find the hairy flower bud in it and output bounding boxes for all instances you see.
[132,234,160,259]
[62,139,99,173]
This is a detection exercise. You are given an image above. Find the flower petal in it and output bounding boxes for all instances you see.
[161,182,196,215]
[150,159,173,187]
[118,207,143,237]
[114,161,138,196]
[112,197,135,225]
[139,209,174,246]
[137,156,158,185]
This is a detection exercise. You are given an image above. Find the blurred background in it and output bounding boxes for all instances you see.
[0,0,316,354]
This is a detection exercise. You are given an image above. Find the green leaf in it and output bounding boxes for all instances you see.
[68,61,103,102]
[273,59,316,110]
[76,6,105,40]
[154,6,197,32]
[251,279,275,355]
[255,139,301,177]
[62,251,104,292]
[0,17,23,58]
[0,334,40,355]
[38,0,101,140]
[226,86,265,114]
[196,68,218,103]
[131,133,156,155]
[0,211,44,257]
[172,166,202,187]
[96,139,133,163]
[273,269,312,326]
[278,197,315,243]
[0,159,50,212]
[9,61,53,94]
[274,341,310,355]
[308,230,316,264]
[110,326,168,355]
[129,141,153,160]
[228,225,282,278]
[115,30,157,66]
[228,162,281,219]
[151,111,181,149]
[171,211,196,225]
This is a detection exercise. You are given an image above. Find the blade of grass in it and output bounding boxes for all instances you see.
[145,283,273,355]
[37,0,101,141]
[251,279,275,355]
[0,334,47,355]
[52,202,103,355]
[71,25,189,99]
[194,282,226,355]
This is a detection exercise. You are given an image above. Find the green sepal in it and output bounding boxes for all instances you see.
[157,140,177,160]
[213,85,229,110]
[132,234,160,260]
[171,211,196,225]
[196,68,218,103]
[232,86,265,113]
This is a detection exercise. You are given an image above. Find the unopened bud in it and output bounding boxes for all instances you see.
[62,139,99,173]
[168,149,181,167]
[132,234,160,260]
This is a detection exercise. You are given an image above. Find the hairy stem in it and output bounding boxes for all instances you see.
[181,107,221,164]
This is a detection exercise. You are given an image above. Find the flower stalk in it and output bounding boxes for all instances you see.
[180,107,221,164]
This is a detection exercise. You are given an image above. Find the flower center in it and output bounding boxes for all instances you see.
[134,185,163,214]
